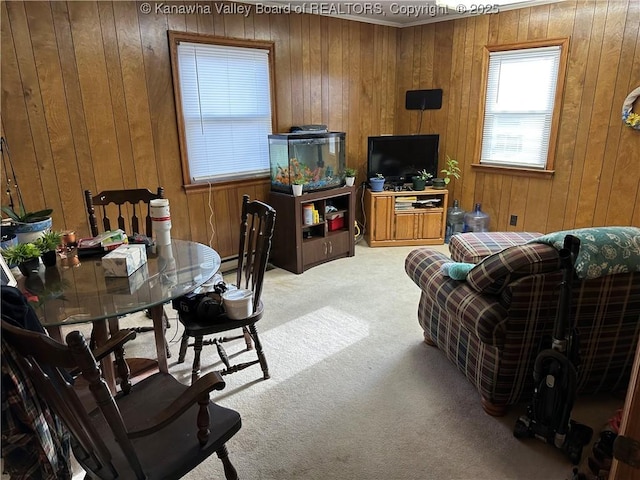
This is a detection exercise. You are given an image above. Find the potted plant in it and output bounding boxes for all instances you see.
[35,230,62,267]
[441,156,461,186]
[369,173,385,192]
[344,167,357,187]
[291,177,305,197]
[412,169,433,191]
[1,204,53,243]
[1,242,41,276]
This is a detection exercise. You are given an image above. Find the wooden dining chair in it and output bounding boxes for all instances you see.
[1,318,242,480]
[84,187,164,239]
[177,195,276,383]
[84,187,169,338]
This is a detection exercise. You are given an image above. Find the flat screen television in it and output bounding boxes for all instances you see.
[367,134,439,184]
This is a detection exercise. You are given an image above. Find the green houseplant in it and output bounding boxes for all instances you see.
[35,230,62,267]
[1,242,41,276]
[441,156,461,185]
[412,169,433,191]
[344,167,357,187]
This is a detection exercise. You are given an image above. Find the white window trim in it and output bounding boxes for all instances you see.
[169,32,277,189]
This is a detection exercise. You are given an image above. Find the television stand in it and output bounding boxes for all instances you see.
[364,187,448,247]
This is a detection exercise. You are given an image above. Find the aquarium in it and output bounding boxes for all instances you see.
[269,132,346,193]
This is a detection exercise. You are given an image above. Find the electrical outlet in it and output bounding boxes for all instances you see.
[509,215,518,226]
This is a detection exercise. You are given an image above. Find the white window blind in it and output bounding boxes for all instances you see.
[480,46,561,169]
[176,42,272,182]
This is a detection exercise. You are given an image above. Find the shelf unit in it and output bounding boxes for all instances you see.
[364,188,448,247]
[268,186,355,274]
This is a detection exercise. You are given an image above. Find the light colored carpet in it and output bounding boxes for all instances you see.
[74,242,621,479]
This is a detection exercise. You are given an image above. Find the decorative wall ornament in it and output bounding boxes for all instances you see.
[622,86,640,130]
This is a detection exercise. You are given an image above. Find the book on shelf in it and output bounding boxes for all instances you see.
[395,196,418,203]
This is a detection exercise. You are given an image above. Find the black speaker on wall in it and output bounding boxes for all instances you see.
[405,89,443,110]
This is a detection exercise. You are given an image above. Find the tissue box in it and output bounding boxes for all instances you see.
[104,263,149,293]
[102,244,147,277]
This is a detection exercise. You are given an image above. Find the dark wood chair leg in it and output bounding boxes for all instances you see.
[249,324,270,380]
[178,332,189,363]
[191,335,204,383]
[216,445,238,480]
[242,326,253,350]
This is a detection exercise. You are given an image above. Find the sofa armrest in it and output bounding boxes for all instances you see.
[406,248,508,346]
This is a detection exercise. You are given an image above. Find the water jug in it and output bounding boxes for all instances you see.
[445,199,465,243]
[463,203,490,232]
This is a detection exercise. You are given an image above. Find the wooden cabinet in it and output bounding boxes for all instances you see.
[268,187,355,274]
[364,188,448,247]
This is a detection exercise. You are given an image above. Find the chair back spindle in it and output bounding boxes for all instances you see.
[84,187,164,238]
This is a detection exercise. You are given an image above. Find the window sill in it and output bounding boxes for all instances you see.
[471,164,555,178]
[183,176,270,194]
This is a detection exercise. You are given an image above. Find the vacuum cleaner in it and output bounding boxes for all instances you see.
[513,234,593,465]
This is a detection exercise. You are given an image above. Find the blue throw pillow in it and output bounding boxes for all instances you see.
[440,262,476,280]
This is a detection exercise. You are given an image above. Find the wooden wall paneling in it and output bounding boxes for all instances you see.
[341,21,351,164]
[358,23,375,149]
[456,18,477,213]
[407,26,423,135]
[606,3,640,227]
[593,0,633,225]
[328,18,343,131]
[24,2,84,234]
[251,6,271,40]
[516,9,530,42]
[379,26,392,135]
[50,1,95,232]
[526,4,550,40]
[575,0,628,228]
[432,21,454,204]
[112,2,160,190]
[222,8,245,38]
[211,187,233,255]
[5,2,62,224]
[288,13,304,126]
[418,26,436,134]
[319,17,330,126]
[196,2,215,34]
[307,15,322,124]
[563,0,607,228]
[346,21,362,172]
[67,1,122,193]
[443,20,464,187]
[394,27,415,136]
[546,1,594,233]
[98,2,137,191]
[271,13,292,131]
[498,10,519,44]
[139,6,193,242]
[0,5,45,215]
[300,15,312,125]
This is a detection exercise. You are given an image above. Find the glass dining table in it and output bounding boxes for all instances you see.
[20,239,221,391]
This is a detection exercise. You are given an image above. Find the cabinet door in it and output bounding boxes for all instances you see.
[326,231,350,259]
[372,196,393,241]
[418,213,443,239]
[394,213,417,240]
[302,237,328,267]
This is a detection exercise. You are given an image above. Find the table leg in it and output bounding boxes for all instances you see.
[149,304,168,373]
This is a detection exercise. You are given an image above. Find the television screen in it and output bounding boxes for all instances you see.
[367,134,439,184]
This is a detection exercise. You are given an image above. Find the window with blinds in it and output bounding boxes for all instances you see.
[170,34,274,185]
[478,40,568,172]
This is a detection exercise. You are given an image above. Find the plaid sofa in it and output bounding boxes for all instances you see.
[405,238,640,416]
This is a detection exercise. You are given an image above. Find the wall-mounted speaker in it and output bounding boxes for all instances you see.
[405,89,443,110]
